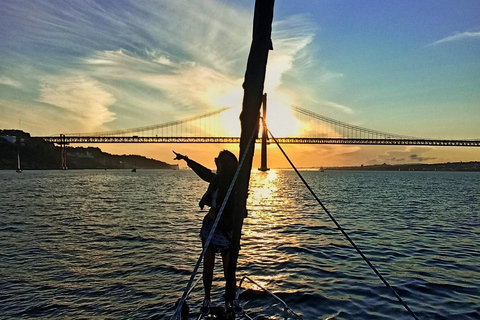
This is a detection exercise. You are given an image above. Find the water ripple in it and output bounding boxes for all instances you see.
[1,170,479,319]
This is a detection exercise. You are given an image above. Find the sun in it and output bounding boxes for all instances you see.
[214,89,303,138]
[263,100,302,138]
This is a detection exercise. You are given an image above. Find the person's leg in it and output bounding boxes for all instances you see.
[221,250,230,280]
[222,250,242,314]
[222,250,236,302]
[203,245,215,301]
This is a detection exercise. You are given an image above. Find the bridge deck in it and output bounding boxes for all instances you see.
[38,136,480,147]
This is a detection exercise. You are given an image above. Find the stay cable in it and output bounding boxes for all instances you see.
[267,126,420,320]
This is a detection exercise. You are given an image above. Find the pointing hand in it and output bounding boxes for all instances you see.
[173,150,188,161]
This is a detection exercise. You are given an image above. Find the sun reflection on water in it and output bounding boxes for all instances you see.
[240,170,298,290]
[249,170,279,206]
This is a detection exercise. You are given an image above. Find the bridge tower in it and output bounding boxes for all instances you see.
[259,93,270,171]
[60,134,68,169]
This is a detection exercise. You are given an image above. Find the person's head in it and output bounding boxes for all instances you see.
[215,150,238,176]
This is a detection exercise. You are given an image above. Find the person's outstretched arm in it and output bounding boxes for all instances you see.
[173,151,215,182]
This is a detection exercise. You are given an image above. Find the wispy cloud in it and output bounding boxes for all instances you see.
[79,7,318,125]
[426,31,480,46]
[38,75,116,132]
[317,100,354,114]
[1,0,319,134]
[82,49,240,116]
[266,14,315,92]
[0,76,21,88]
[368,147,436,164]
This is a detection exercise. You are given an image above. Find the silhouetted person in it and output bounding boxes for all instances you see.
[173,150,238,316]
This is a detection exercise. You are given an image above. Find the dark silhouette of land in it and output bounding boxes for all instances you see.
[326,162,480,172]
[2,129,478,171]
[1,130,177,170]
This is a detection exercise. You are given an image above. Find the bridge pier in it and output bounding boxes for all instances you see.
[60,134,68,169]
[259,93,269,171]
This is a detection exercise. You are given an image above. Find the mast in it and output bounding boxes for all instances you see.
[225,0,275,303]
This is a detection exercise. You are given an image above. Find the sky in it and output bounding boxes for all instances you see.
[1,0,479,169]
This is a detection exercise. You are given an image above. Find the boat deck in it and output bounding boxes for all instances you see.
[198,306,235,320]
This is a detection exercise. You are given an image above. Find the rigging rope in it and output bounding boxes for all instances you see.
[171,124,259,320]
[266,124,420,320]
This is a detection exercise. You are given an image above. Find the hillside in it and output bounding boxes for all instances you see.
[0,130,177,170]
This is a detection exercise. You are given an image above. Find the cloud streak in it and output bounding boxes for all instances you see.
[38,75,116,132]
[317,100,354,114]
[0,0,333,135]
[0,77,21,88]
[368,147,437,165]
[76,6,318,129]
[427,31,480,46]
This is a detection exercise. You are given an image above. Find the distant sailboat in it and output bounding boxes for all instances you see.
[16,152,22,173]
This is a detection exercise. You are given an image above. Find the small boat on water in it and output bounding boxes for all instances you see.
[16,152,22,173]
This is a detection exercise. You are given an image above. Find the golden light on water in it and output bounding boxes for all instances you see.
[241,170,295,280]
[244,170,282,239]
[249,170,279,206]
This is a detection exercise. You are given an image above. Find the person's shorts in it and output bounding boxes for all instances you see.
[200,214,231,254]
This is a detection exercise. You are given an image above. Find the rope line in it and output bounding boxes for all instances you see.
[267,126,420,320]
[171,123,259,320]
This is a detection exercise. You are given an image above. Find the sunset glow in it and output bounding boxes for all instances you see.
[1,0,478,168]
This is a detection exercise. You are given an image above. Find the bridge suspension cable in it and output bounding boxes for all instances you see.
[291,106,416,140]
[64,107,231,137]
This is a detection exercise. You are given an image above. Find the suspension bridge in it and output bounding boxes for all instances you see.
[37,102,479,170]
[38,104,480,146]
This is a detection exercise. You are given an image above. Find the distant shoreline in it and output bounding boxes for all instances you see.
[298,161,480,172]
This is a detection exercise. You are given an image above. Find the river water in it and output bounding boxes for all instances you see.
[1,169,479,319]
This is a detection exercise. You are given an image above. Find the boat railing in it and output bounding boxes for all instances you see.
[179,274,302,319]
[236,276,303,320]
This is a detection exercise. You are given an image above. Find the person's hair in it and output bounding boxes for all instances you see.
[216,150,238,210]
[215,150,238,231]
[217,150,238,178]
